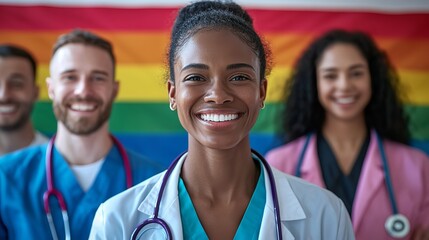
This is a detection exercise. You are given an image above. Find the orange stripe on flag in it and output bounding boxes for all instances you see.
[1,31,428,72]
[0,30,169,64]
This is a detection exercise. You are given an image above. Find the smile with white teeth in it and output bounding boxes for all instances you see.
[0,105,16,113]
[336,97,355,104]
[70,103,96,111]
[200,113,238,122]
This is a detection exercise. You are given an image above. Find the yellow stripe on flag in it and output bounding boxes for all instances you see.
[37,64,168,102]
[399,70,429,106]
[37,64,429,105]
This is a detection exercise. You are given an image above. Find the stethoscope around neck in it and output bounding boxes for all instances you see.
[43,134,132,240]
[131,149,283,240]
[295,132,410,238]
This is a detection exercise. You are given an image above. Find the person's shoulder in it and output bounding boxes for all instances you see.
[265,136,308,172]
[125,148,165,172]
[267,168,354,239]
[266,136,307,159]
[0,144,47,182]
[125,147,157,164]
[0,144,46,170]
[101,171,165,210]
[90,171,166,238]
[384,140,429,164]
[31,131,49,146]
[273,168,343,211]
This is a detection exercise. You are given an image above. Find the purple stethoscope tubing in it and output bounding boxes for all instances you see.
[43,134,132,240]
[130,150,180,240]
[131,149,283,240]
[253,149,283,240]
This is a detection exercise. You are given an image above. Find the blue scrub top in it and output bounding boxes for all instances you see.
[178,159,266,240]
[0,143,162,239]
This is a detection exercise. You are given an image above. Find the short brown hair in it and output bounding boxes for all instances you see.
[0,44,37,80]
[52,29,116,71]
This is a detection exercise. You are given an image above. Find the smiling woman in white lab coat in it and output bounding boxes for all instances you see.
[89,1,355,239]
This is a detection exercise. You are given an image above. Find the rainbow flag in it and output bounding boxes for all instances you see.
[1,0,428,167]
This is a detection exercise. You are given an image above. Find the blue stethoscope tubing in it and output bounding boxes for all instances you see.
[131,149,283,240]
[43,134,132,240]
[295,132,410,238]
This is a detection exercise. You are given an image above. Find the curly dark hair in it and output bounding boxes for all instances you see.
[282,29,410,144]
[168,0,272,82]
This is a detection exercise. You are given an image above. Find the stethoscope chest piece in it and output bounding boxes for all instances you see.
[385,214,410,238]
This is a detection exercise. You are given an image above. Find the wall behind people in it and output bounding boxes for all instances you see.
[1,0,428,167]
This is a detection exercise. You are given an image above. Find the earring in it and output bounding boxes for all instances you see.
[261,101,265,109]
[169,102,176,111]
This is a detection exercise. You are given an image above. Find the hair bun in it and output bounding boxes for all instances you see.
[178,0,253,26]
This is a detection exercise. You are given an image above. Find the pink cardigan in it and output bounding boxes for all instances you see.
[266,130,429,240]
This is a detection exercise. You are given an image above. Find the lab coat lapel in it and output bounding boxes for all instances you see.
[138,154,187,240]
[300,135,326,188]
[352,130,384,232]
[259,166,306,239]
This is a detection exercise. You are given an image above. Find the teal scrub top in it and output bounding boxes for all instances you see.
[178,159,266,240]
[0,143,162,239]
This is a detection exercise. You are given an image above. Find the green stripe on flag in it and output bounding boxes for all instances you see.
[32,101,429,140]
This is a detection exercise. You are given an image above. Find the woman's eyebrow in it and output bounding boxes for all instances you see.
[227,63,255,71]
[181,63,209,72]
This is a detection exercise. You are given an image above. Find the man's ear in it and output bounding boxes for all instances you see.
[32,84,40,102]
[167,80,177,110]
[113,80,120,99]
[46,77,54,100]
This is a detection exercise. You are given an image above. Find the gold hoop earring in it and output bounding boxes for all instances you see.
[261,102,265,109]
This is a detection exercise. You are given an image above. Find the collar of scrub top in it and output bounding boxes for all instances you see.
[131,149,283,240]
[43,134,132,240]
[294,131,410,238]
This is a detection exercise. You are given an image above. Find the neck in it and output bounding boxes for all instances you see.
[181,138,258,203]
[322,115,368,173]
[54,123,112,165]
[322,116,367,148]
[0,121,35,155]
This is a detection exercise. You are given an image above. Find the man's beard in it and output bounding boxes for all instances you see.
[53,97,113,135]
[0,101,33,132]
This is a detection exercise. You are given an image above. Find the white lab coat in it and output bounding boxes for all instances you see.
[89,153,355,240]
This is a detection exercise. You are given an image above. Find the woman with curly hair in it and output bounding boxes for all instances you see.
[266,29,429,240]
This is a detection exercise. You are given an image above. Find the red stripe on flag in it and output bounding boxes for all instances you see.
[0,6,178,31]
[0,5,428,38]
[249,9,429,39]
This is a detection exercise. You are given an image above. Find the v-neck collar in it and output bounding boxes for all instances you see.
[177,159,266,240]
[50,144,124,211]
[317,132,369,215]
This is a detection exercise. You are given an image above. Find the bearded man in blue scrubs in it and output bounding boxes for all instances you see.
[0,29,162,239]
[0,45,48,155]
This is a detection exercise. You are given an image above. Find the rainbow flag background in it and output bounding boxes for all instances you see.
[1,0,428,167]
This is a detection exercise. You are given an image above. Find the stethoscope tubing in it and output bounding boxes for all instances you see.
[130,151,182,240]
[295,132,408,238]
[251,150,283,240]
[295,132,399,213]
[376,134,399,214]
[294,133,311,177]
[132,149,283,240]
[44,134,132,240]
